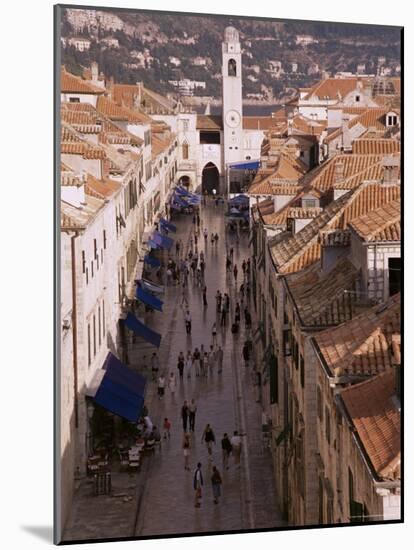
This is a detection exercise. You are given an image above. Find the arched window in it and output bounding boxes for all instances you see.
[182,141,189,160]
[228,59,237,77]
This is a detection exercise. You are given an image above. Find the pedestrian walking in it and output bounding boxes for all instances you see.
[242,259,246,275]
[211,466,223,504]
[235,302,241,324]
[168,372,177,396]
[216,290,222,313]
[226,256,232,272]
[221,433,232,469]
[211,322,217,345]
[186,350,193,379]
[231,431,242,467]
[193,347,201,377]
[181,401,189,432]
[196,268,202,287]
[200,250,205,263]
[233,264,238,283]
[200,259,205,274]
[202,285,208,306]
[225,293,230,311]
[214,233,219,245]
[185,310,192,334]
[183,433,191,470]
[220,304,227,326]
[193,463,203,507]
[151,352,159,381]
[157,374,166,400]
[202,424,216,456]
[188,398,197,432]
[217,345,224,373]
[203,228,208,241]
[211,233,215,245]
[177,352,185,379]
[230,247,234,261]
[163,417,171,440]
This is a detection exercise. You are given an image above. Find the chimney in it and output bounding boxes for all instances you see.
[382,155,400,185]
[91,62,99,84]
[341,114,352,151]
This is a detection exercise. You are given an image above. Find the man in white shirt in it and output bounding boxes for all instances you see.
[230,430,242,467]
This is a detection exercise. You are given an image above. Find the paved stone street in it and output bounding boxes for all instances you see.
[63,199,284,542]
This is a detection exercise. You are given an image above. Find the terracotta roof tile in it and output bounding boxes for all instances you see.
[303,78,367,101]
[270,180,400,273]
[341,369,400,479]
[97,96,150,124]
[314,293,400,377]
[61,102,144,147]
[85,173,122,199]
[349,199,400,242]
[352,139,400,155]
[61,124,106,160]
[61,67,105,95]
[196,115,223,130]
[286,257,360,326]
[243,116,275,130]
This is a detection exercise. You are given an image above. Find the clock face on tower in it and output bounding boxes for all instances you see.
[225,110,241,128]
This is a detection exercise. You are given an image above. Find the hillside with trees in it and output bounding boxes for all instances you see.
[61,8,401,100]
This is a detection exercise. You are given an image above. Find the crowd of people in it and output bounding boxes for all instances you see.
[138,198,255,509]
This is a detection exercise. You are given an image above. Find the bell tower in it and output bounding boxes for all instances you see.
[222,26,244,167]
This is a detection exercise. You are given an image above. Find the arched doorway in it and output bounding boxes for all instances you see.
[201,163,220,195]
[178,175,191,189]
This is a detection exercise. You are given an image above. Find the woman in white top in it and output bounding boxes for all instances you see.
[186,350,193,379]
[168,372,177,396]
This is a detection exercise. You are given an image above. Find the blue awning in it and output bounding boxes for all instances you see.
[94,352,146,422]
[123,312,162,347]
[136,286,163,312]
[144,255,161,268]
[229,160,260,170]
[153,231,174,250]
[171,195,188,208]
[148,239,160,249]
[104,352,147,396]
[230,194,250,205]
[140,278,164,294]
[160,218,177,232]
[175,186,190,196]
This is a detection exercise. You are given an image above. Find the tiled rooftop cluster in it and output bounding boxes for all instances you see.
[60,65,177,229]
[247,74,401,495]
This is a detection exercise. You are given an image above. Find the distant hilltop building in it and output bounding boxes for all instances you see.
[67,36,91,52]
[192,56,208,66]
[168,79,206,96]
[296,34,318,46]
[100,37,119,49]
[65,8,124,32]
